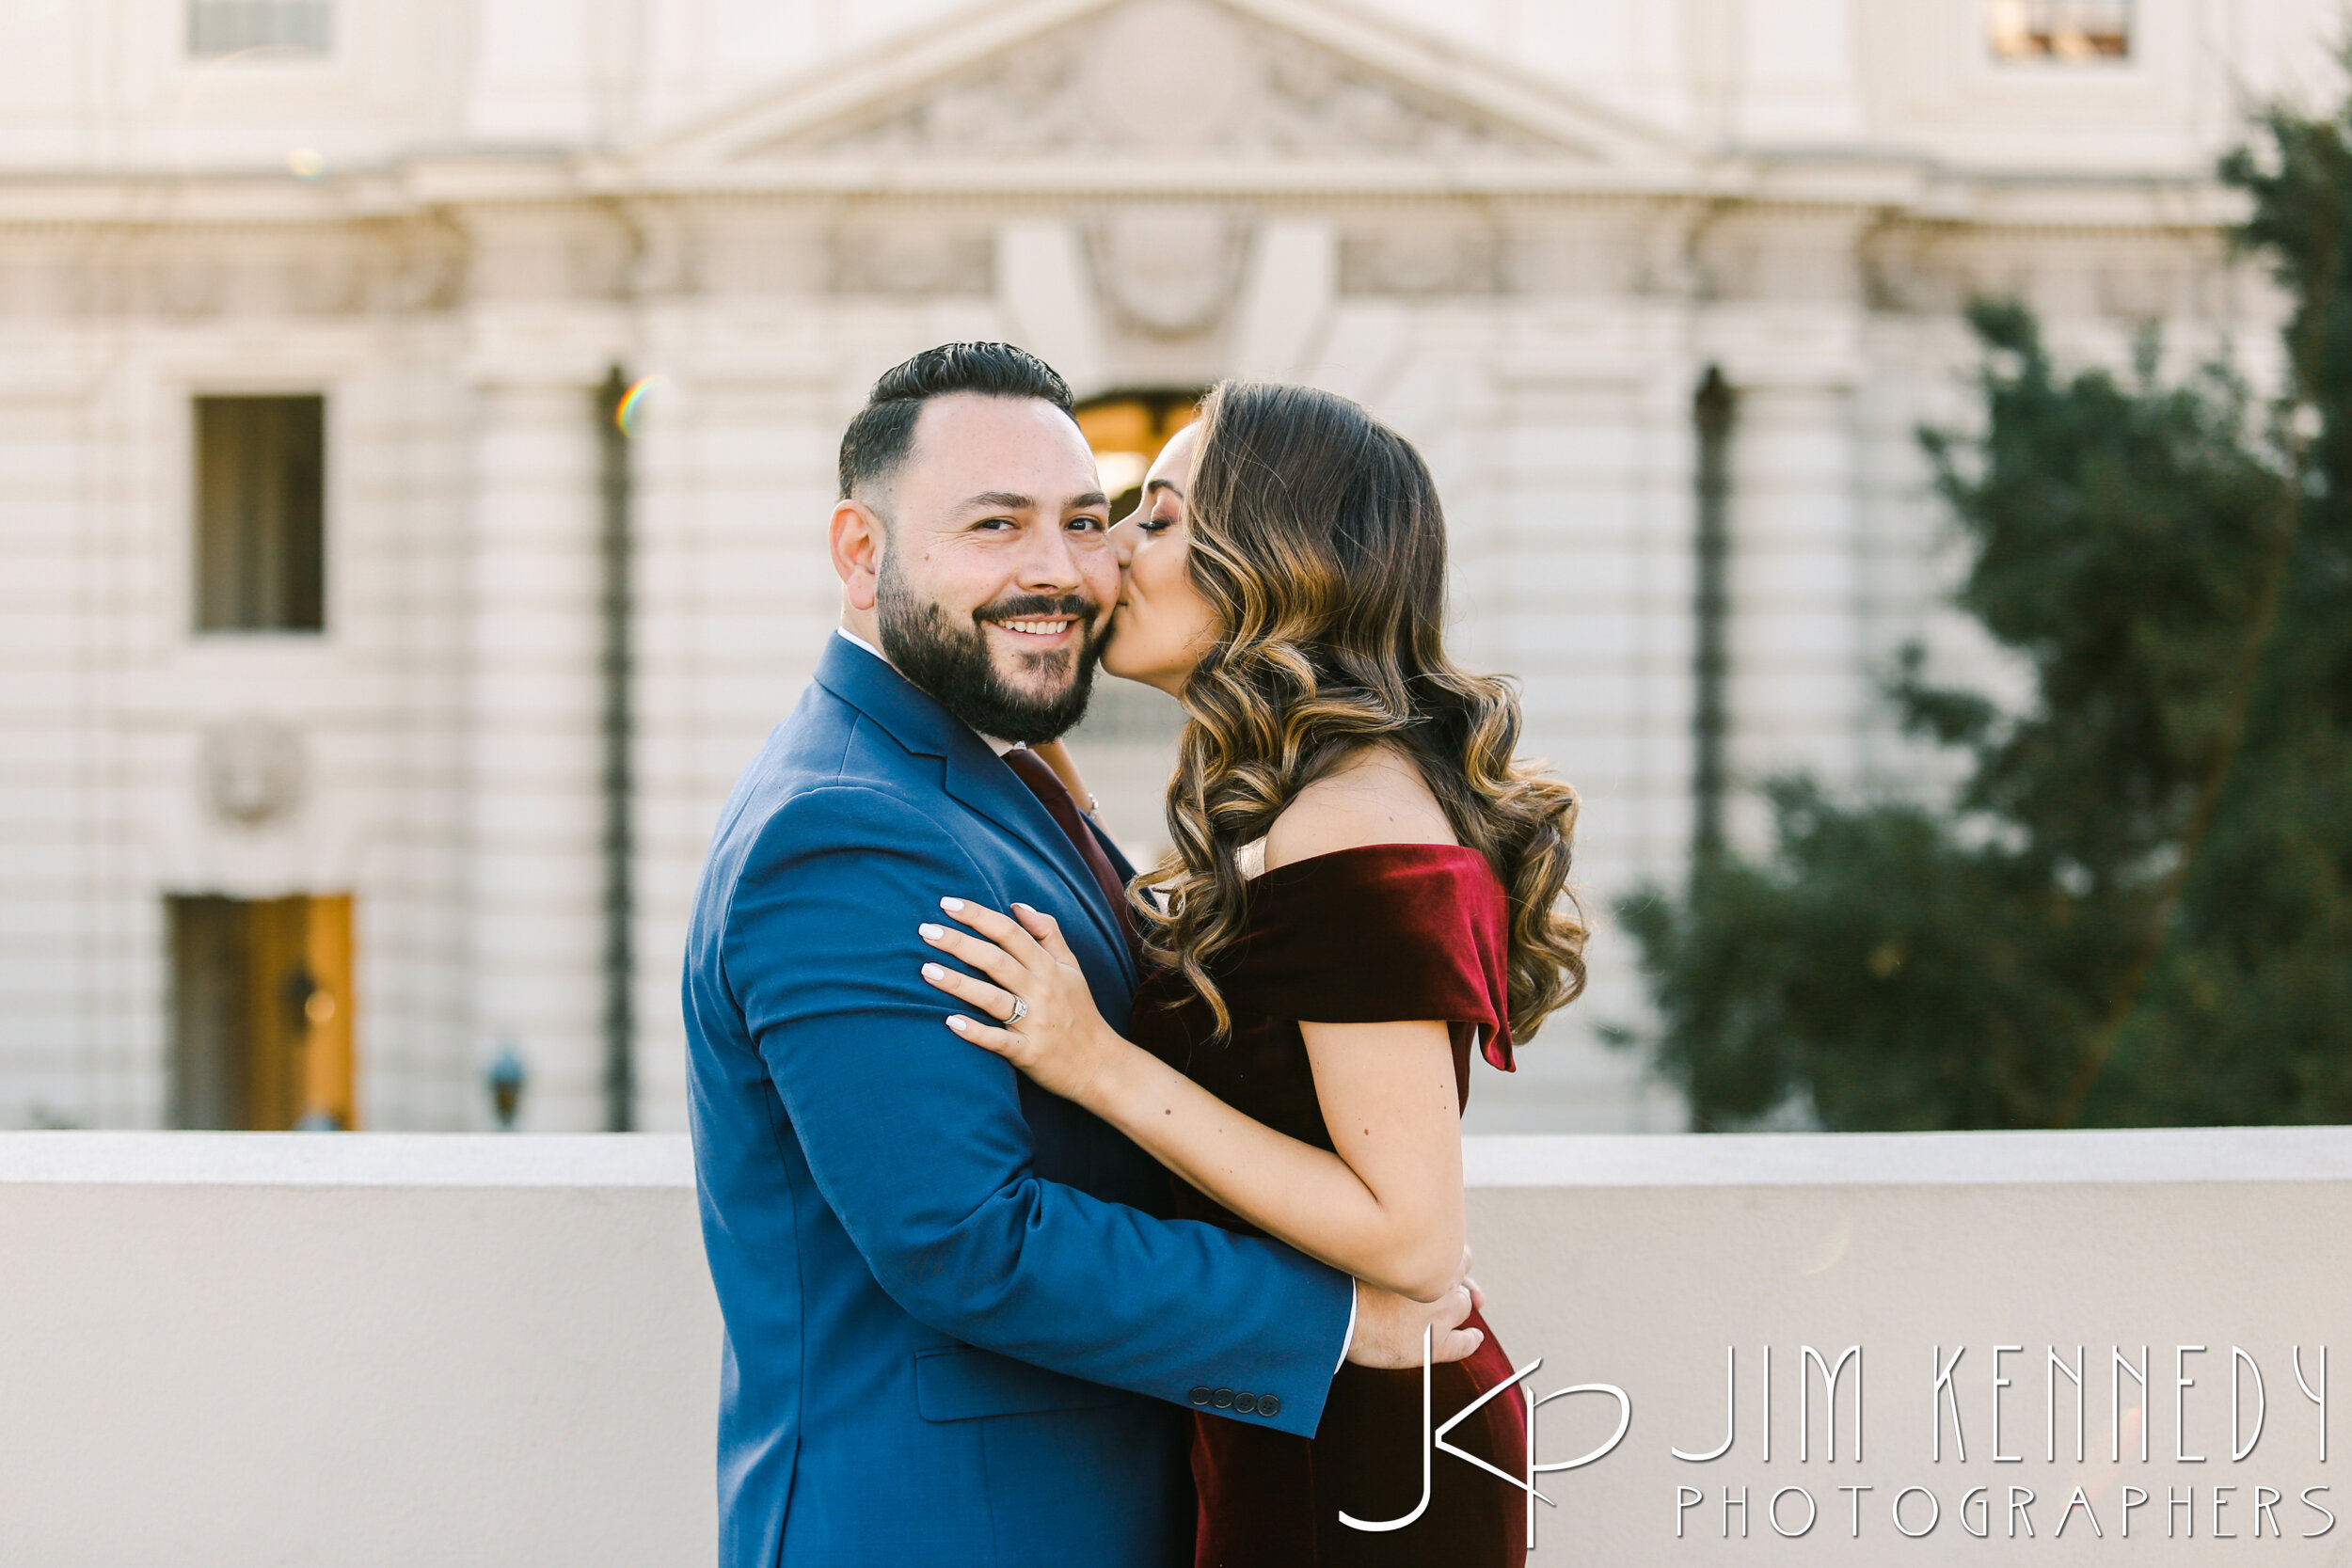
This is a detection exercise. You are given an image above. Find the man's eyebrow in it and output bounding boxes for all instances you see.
[954,489,1109,515]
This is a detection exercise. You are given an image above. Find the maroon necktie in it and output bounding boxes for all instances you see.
[1001,746,1136,943]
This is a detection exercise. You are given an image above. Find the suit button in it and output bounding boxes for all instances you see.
[1232,1391,1257,1414]
[1188,1386,1213,1407]
[1256,1393,1281,1418]
[1211,1387,1234,1409]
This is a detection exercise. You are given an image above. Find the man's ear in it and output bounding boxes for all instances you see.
[830,498,883,611]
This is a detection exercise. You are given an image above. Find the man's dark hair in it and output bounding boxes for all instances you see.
[837,341,1073,501]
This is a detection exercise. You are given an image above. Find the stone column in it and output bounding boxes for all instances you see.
[1464,298,1702,1133]
[1694,214,1875,858]
[623,277,850,1133]
[1712,363,1867,853]
[996,221,1107,395]
[0,374,101,1129]
[463,354,614,1132]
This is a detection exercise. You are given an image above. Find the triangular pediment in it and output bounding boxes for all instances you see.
[640,0,1685,182]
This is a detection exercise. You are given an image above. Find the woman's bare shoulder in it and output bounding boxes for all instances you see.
[1262,745,1455,873]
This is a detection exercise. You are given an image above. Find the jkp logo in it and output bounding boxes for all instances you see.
[1338,1327,1630,1545]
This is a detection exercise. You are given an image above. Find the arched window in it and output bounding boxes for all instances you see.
[1074,390,1205,522]
[1987,0,2130,61]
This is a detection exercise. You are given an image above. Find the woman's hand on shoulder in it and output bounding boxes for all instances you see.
[1263,744,1455,872]
[920,898,1128,1109]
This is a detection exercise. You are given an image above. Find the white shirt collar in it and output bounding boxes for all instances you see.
[834,626,1017,755]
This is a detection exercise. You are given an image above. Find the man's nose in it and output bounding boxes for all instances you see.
[1016,520,1085,593]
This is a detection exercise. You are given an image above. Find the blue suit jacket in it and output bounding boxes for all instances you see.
[684,635,1354,1567]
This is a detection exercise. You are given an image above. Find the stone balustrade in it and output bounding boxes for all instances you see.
[3,1126,2344,1564]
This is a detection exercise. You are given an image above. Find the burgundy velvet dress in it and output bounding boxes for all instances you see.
[1129,844,1530,1567]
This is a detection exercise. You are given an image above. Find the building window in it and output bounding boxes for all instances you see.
[194,394,326,633]
[188,0,331,57]
[1074,390,1203,523]
[1988,0,2131,61]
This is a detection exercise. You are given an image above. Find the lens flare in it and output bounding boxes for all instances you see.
[614,373,671,437]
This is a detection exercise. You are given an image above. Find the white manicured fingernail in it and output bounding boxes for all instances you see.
[940,897,965,911]
[919,924,944,939]
[923,963,944,979]
[947,1015,970,1031]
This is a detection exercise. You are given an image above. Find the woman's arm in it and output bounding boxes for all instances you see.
[921,747,1469,1301]
[927,901,1465,1300]
[1116,1010,1467,1303]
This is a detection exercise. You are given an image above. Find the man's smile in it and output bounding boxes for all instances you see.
[989,616,1080,642]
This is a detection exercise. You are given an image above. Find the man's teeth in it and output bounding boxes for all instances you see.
[1001,620,1070,636]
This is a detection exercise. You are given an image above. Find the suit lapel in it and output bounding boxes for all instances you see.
[941,750,1138,989]
[812,635,1139,988]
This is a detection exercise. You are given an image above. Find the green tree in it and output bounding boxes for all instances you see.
[1618,89,2350,1131]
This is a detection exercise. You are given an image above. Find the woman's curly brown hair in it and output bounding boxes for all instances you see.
[1136,380,1587,1043]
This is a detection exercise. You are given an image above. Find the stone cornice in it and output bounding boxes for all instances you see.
[0,153,2249,236]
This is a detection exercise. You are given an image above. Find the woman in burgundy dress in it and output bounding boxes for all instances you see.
[917,381,1587,1565]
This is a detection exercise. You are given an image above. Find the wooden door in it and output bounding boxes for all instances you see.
[168,893,356,1130]
[294,893,355,1130]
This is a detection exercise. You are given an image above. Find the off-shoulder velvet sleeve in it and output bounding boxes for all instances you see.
[1213,844,1516,1071]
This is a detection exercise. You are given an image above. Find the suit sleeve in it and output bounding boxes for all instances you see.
[722,784,1353,1436]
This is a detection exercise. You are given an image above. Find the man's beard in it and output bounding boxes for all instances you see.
[876,550,1101,746]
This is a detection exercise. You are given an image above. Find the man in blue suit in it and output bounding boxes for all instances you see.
[683,343,1481,1566]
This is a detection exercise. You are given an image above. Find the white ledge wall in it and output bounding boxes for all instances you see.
[0,1127,2344,1564]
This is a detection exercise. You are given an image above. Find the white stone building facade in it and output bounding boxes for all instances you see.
[0,0,2328,1133]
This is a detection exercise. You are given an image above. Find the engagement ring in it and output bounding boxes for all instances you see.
[1007,997,1029,1026]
